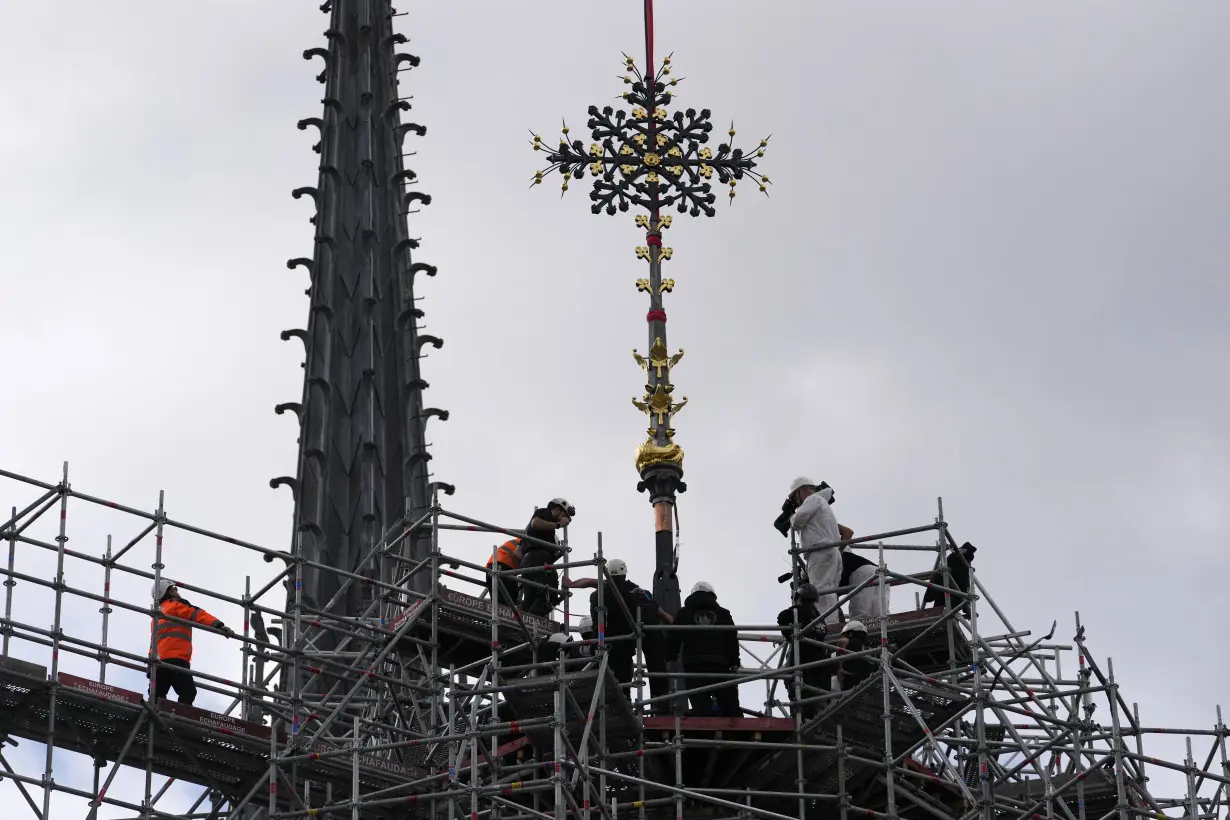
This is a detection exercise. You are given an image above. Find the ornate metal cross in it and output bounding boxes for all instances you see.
[529,0,771,612]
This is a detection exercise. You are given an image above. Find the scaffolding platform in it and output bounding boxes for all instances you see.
[0,656,427,812]
[745,675,970,801]
[503,666,643,762]
[386,585,563,668]
[867,606,970,672]
[642,716,797,734]
[643,716,801,794]
[994,767,1145,820]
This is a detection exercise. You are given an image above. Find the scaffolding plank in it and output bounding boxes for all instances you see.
[642,716,796,733]
[59,673,142,704]
[0,655,48,682]
[386,586,562,637]
[386,584,565,667]
[504,667,641,755]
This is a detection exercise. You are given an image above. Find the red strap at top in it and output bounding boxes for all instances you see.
[647,309,667,323]
[647,234,662,246]
[644,0,655,80]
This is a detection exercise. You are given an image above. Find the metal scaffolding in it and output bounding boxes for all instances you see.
[1,464,1226,820]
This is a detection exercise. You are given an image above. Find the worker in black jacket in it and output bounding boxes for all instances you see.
[568,559,672,706]
[776,583,830,718]
[517,498,575,616]
[669,582,740,717]
[922,541,976,616]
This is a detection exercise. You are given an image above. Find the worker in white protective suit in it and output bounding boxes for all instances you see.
[788,477,843,626]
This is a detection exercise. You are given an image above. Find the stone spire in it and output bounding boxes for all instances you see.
[272,0,447,636]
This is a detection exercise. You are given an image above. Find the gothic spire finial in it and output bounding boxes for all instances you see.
[284,2,443,661]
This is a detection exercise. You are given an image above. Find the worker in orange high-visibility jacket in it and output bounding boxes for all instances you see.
[485,538,522,609]
[150,578,234,705]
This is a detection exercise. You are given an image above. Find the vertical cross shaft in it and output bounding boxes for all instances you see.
[637,0,684,614]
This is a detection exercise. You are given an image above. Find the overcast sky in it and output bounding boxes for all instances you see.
[2,1,1228,816]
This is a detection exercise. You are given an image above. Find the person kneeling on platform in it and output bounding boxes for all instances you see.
[150,579,235,706]
[777,583,831,718]
[517,497,575,616]
[922,541,976,617]
[836,621,877,692]
[840,540,889,624]
[669,582,740,717]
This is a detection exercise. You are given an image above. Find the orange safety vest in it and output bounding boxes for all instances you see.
[485,538,520,570]
[152,599,222,663]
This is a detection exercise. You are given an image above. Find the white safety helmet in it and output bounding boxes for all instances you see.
[549,497,576,517]
[842,620,867,634]
[690,581,714,595]
[607,558,628,577]
[579,615,593,632]
[152,578,176,602]
[547,632,568,645]
[789,476,817,495]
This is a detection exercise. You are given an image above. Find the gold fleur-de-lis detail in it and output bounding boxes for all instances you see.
[636,278,652,293]
[632,384,689,424]
[660,279,675,294]
[633,337,685,378]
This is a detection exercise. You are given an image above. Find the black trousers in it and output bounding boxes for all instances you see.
[644,636,671,707]
[519,568,560,616]
[153,658,197,705]
[684,660,740,717]
[795,652,830,718]
[609,645,634,688]
[491,566,519,610]
[607,639,670,711]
